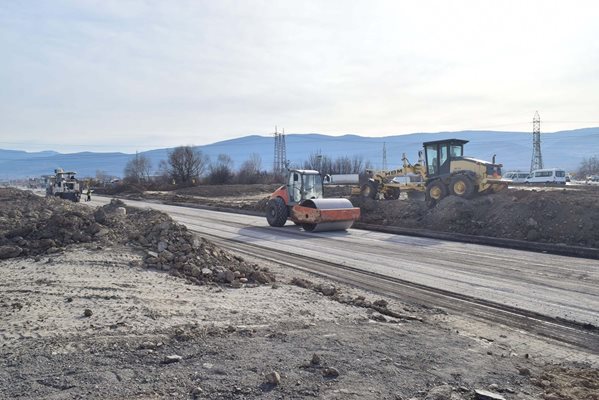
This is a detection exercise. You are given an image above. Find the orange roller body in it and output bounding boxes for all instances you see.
[265,169,360,232]
[291,199,360,232]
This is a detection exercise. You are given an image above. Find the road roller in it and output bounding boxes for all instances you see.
[266,169,360,232]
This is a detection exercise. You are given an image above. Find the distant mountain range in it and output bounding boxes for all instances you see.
[1,128,598,180]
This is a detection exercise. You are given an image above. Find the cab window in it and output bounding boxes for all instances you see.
[450,145,463,158]
[288,172,301,202]
[425,146,438,175]
[302,174,323,199]
[440,145,448,166]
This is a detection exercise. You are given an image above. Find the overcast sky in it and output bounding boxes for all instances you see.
[1,0,599,153]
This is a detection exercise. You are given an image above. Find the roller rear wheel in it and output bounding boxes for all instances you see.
[266,197,288,227]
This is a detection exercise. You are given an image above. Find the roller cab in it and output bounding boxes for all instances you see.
[265,169,360,232]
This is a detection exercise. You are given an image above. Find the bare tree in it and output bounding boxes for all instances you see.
[332,156,353,174]
[577,155,599,178]
[167,146,209,185]
[303,151,332,174]
[351,155,366,173]
[303,152,370,175]
[237,153,263,184]
[207,154,234,184]
[124,153,152,183]
[304,151,322,171]
[155,160,172,186]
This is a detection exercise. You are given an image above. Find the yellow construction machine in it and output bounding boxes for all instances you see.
[359,139,507,206]
[45,168,82,202]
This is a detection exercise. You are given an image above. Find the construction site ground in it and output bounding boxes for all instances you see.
[123,183,599,249]
[1,188,598,399]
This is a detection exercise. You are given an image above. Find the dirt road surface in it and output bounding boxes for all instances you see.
[110,183,599,248]
[87,196,599,330]
[1,190,598,399]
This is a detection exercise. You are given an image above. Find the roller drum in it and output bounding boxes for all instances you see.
[298,198,357,232]
[300,198,355,210]
[301,220,354,232]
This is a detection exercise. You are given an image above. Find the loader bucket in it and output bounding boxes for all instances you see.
[291,198,360,232]
[485,178,509,193]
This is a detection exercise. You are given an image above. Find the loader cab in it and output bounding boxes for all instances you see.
[423,139,467,178]
[287,170,323,204]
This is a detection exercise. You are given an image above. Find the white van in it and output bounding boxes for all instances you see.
[504,171,529,183]
[525,168,567,185]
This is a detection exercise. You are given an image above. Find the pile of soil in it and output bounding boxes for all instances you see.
[0,188,112,258]
[0,188,274,286]
[124,202,274,286]
[353,188,599,248]
[532,366,599,400]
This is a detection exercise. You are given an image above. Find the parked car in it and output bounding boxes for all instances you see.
[503,171,529,183]
[525,168,567,185]
[587,175,599,183]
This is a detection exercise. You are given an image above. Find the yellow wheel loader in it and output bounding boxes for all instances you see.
[359,139,507,206]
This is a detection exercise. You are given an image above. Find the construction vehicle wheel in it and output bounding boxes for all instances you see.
[425,181,448,207]
[384,188,401,200]
[266,197,288,227]
[360,181,378,199]
[449,175,475,199]
[407,191,425,201]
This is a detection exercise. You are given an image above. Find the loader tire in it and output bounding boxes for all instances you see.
[384,187,401,200]
[266,197,288,227]
[360,181,378,199]
[449,175,475,199]
[425,180,448,207]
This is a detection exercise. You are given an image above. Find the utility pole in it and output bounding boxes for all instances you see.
[382,142,388,171]
[530,111,543,172]
[273,126,287,174]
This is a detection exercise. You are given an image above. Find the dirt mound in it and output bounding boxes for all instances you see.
[0,188,111,258]
[124,205,274,285]
[354,188,599,248]
[352,195,428,226]
[323,185,354,198]
[534,365,599,400]
[0,189,274,286]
